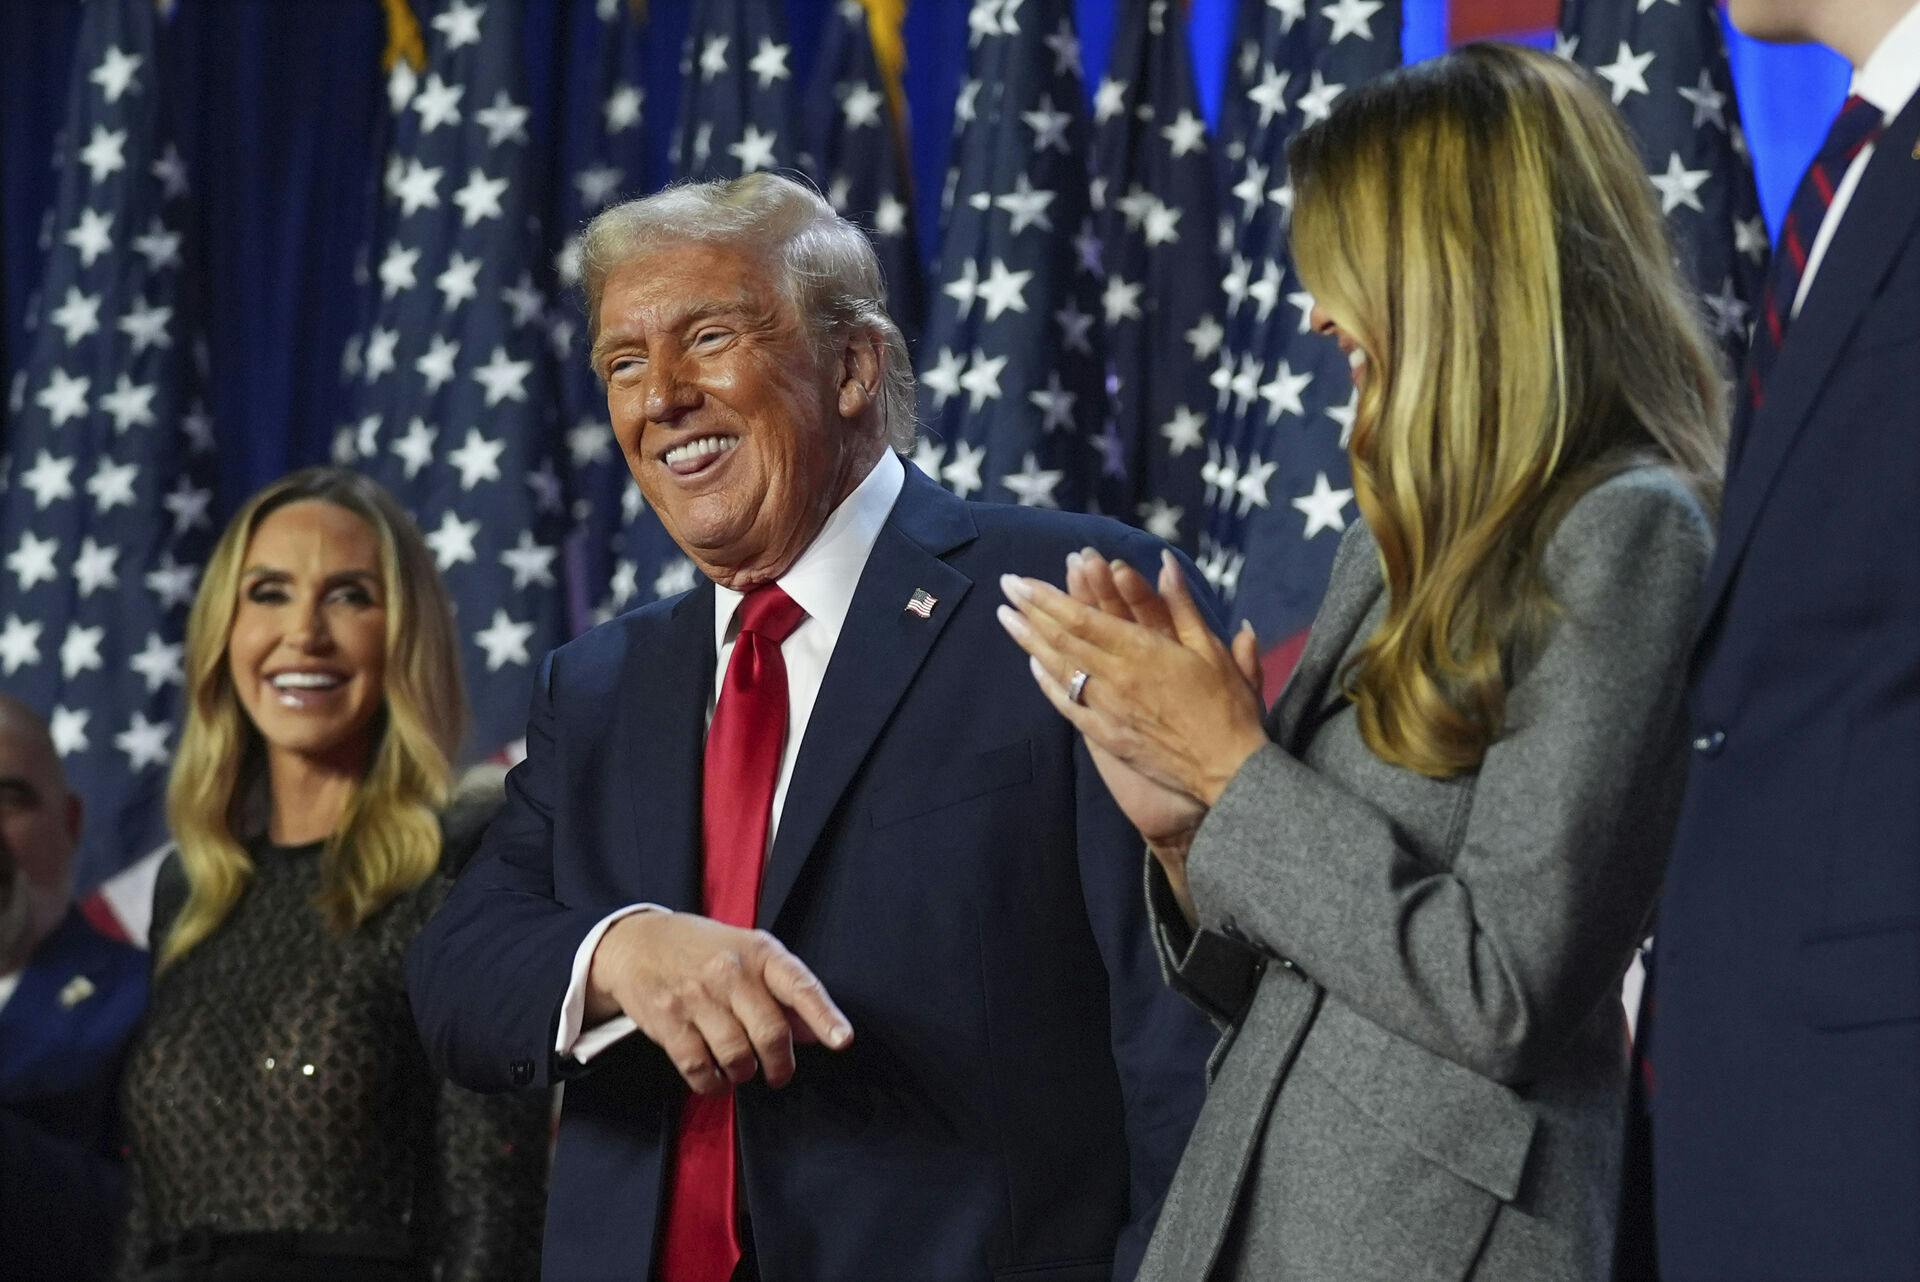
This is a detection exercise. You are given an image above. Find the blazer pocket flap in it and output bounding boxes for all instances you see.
[1300,1003,1537,1202]
[1801,919,1920,1029]
[870,739,1033,829]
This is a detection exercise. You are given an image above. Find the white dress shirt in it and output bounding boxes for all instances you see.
[1792,1,1920,316]
[555,449,907,1063]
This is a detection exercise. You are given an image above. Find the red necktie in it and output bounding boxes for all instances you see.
[659,585,807,1282]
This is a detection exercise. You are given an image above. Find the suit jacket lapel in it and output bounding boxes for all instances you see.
[0,968,47,1094]
[1267,529,1383,756]
[619,583,715,913]
[756,467,977,930]
[0,912,83,1097]
[1697,93,1920,645]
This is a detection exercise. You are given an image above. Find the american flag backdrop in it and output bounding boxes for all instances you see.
[604,0,804,619]
[1559,0,1766,368]
[337,0,569,760]
[1,0,1797,920]
[803,0,927,349]
[914,0,1109,514]
[1089,0,1224,556]
[0,0,214,902]
[671,0,799,181]
[550,0,654,626]
[1201,0,1403,696]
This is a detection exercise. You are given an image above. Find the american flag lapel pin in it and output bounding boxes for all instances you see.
[905,588,937,619]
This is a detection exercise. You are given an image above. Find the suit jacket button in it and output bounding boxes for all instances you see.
[1691,728,1726,756]
[511,1058,534,1086]
[1278,957,1299,973]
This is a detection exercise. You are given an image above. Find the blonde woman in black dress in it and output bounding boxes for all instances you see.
[117,467,546,1281]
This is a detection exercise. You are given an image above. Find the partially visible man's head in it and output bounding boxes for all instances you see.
[1723,0,1912,63]
[0,694,81,971]
[582,174,913,591]
[1723,0,1816,42]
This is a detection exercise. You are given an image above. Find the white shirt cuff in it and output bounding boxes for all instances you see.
[555,903,663,1064]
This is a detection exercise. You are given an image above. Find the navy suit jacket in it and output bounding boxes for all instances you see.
[1651,89,1920,1278]
[408,466,1215,1282]
[0,908,147,1282]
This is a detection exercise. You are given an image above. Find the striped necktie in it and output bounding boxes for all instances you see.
[1742,94,1886,418]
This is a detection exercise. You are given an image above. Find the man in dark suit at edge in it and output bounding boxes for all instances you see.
[407,173,1213,1282]
[1647,1,1920,1278]
[0,694,148,1281]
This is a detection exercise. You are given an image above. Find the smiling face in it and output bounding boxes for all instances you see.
[225,500,388,777]
[1308,300,1371,390]
[593,239,883,591]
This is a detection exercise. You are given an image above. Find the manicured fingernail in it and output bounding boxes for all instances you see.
[1239,619,1255,637]
[999,573,1028,601]
[996,604,1028,637]
[1066,550,1083,569]
[829,1024,852,1048]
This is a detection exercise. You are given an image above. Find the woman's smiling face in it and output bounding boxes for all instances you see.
[225,499,388,775]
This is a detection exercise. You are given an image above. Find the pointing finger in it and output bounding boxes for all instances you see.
[763,948,853,1051]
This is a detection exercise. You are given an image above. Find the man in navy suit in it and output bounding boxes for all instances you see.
[408,174,1213,1282]
[0,695,148,1281]
[1649,1,1920,1277]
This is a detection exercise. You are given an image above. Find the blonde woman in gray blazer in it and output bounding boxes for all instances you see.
[998,45,1726,1281]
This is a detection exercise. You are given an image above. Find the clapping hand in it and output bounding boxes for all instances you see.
[997,548,1270,923]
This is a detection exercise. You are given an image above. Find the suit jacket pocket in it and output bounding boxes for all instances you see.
[1801,919,1920,1029]
[991,1256,1111,1282]
[1848,285,1920,354]
[1296,1001,1538,1202]
[869,739,1033,830]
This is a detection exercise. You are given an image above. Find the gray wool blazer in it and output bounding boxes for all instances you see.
[1137,466,1713,1282]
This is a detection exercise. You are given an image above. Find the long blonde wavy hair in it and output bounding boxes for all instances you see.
[1288,42,1726,778]
[158,468,466,969]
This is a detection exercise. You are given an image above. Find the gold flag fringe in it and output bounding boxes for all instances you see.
[380,0,426,74]
[858,0,909,130]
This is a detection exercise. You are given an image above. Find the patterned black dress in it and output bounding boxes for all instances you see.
[115,810,547,1281]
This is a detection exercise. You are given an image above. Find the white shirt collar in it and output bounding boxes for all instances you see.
[1854,2,1920,119]
[711,448,906,649]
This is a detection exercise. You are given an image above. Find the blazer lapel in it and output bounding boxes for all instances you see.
[1267,529,1382,756]
[756,467,978,930]
[1696,93,1920,646]
[617,583,715,913]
